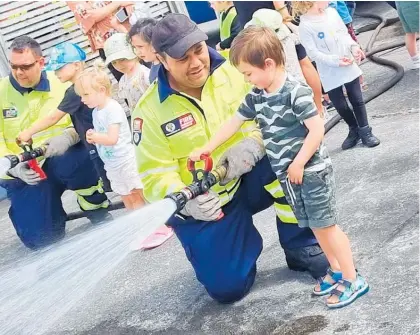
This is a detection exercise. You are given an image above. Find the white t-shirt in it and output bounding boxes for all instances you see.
[299,7,362,92]
[92,99,135,170]
[118,64,150,112]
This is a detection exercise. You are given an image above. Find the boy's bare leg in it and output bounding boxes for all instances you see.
[300,57,323,114]
[313,225,357,303]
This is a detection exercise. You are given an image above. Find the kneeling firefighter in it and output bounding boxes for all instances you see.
[0,36,110,249]
[132,14,329,304]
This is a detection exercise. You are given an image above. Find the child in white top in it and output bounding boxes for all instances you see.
[104,33,150,113]
[75,64,144,210]
[294,1,380,150]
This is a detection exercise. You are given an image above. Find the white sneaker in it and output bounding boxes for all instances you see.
[409,57,420,70]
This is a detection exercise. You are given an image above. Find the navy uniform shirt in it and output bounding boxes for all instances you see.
[58,85,97,157]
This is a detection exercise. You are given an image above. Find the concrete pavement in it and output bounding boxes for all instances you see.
[0,2,418,335]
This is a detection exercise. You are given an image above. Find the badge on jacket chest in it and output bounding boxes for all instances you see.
[2,106,18,119]
[161,113,196,137]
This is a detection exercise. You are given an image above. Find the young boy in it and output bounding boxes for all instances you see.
[17,42,111,192]
[190,27,368,309]
[210,1,241,51]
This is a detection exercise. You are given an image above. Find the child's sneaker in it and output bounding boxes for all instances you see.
[326,274,369,309]
[410,56,420,70]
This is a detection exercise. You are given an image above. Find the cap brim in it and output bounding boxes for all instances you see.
[166,30,208,59]
[105,50,137,65]
[45,62,66,71]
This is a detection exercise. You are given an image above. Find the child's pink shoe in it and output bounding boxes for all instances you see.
[132,225,174,251]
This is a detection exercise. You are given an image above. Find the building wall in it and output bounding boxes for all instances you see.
[0,1,179,77]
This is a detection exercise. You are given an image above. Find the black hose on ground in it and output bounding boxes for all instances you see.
[325,12,406,133]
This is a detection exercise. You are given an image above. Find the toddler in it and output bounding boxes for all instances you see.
[75,64,144,209]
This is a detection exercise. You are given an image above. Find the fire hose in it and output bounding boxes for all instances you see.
[2,142,226,220]
[165,154,227,215]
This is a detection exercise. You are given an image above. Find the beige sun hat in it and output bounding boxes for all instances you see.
[104,33,137,65]
[245,8,291,40]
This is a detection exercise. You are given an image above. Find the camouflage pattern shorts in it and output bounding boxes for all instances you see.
[279,165,338,229]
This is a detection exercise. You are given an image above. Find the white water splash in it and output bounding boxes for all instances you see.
[0,198,177,335]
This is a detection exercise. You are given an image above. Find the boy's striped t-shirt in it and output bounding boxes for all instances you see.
[236,74,330,177]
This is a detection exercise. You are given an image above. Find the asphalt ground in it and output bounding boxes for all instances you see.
[0,2,418,335]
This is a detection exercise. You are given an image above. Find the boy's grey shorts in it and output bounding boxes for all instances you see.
[279,165,338,229]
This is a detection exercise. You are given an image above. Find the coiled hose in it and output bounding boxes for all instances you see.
[325,12,406,133]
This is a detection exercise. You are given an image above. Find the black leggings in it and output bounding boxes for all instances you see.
[327,77,369,128]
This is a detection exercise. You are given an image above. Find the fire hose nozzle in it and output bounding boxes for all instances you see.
[165,156,228,213]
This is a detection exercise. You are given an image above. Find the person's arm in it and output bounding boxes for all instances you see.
[273,1,293,22]
[287,84,323,184]
[0,81,13,157]
[190,114,245,161]
[219,15,241,50]
[289,116,324,181]
[87,124,119,146]
[298,22,341,67]
[197,91,257,161]
[18,110,66,143]
[86,2,132,24]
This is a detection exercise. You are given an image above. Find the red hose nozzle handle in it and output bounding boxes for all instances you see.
[187,153,213,173]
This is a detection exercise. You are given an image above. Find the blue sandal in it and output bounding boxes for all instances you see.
[313,268,342,296]
[326,274,369,309]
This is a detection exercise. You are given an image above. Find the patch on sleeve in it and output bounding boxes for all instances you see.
[161,113,196,137]
[132,117,143,146]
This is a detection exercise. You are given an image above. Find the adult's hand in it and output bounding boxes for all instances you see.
[180,190,222,221]
[217,137,266,186]
[8,162,41,185]
[44,128,80,158]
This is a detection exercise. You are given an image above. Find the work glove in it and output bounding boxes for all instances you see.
[180,190,222,221]
[217,137,266,186]
[44,128,80,158]
[8,162,42,185]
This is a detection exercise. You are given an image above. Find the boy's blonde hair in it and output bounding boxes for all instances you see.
[74,60,112,96]
[291,1,315,16]
[230,26,285,69]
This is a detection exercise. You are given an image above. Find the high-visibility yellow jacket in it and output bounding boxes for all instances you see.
[0,71,72,158]
[132,49,262,205]
[220,6,238,41]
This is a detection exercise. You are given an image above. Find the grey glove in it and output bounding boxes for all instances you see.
[8,162,42,185]
[44,128,80,158]
[218,137,266,186]
[180,190,222,221]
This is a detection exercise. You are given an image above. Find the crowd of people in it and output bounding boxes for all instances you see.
[0,0,418,309]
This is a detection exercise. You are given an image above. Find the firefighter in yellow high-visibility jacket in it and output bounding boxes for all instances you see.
[0,36,109,249]
[132,14,329,304]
